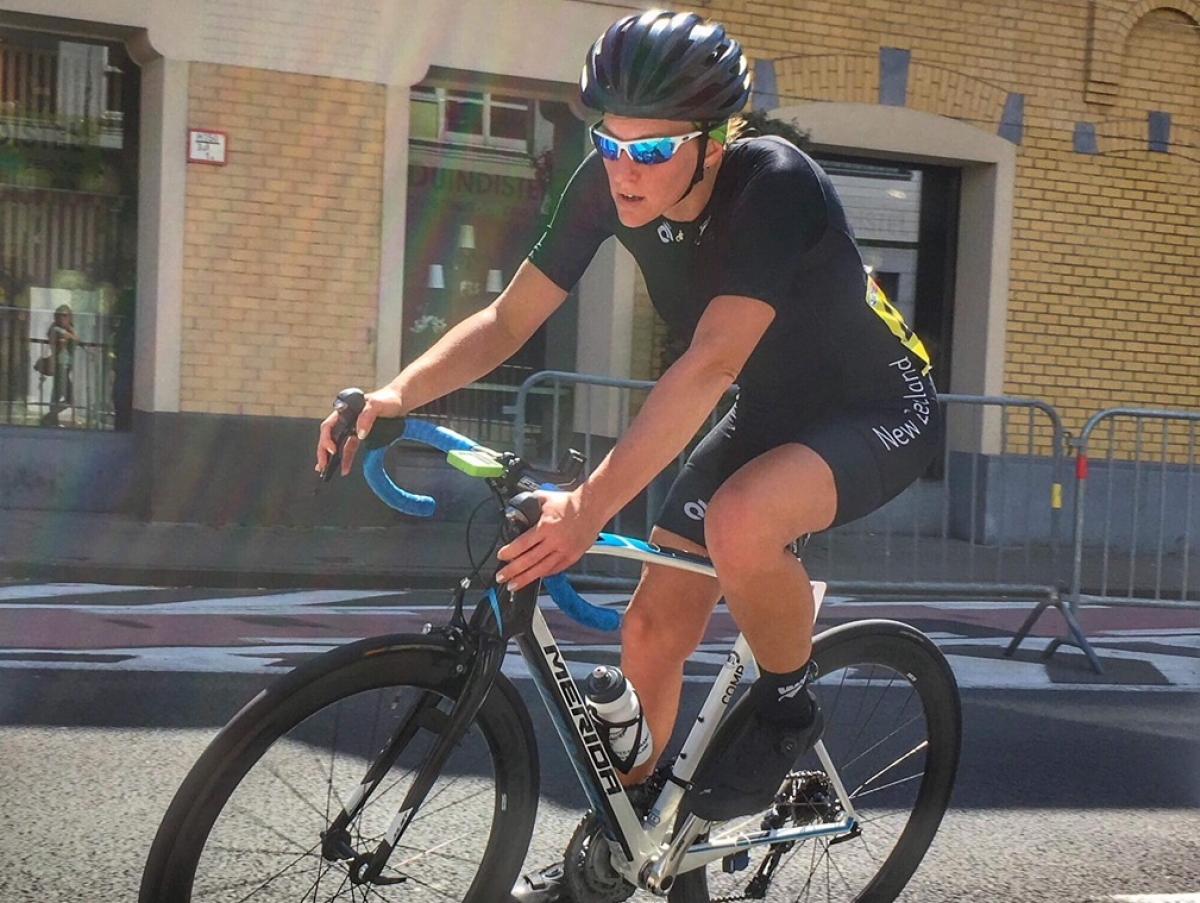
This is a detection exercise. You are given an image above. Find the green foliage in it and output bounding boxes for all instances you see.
[739,109,812,150]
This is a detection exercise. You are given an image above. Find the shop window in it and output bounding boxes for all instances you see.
[0,26,139,431]
[411,86,531,153]
[405,77,583,448]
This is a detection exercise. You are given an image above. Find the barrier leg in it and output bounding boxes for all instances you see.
[1042,602,1105,675]
[1003,595,1055,658]
[1002,590,1104,675]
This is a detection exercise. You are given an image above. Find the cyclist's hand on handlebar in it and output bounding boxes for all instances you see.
[496,489,604,592]
[315,385,405,477]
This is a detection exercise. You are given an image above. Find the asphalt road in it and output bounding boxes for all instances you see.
[1,668,1198,902]
[0,582,1197,901]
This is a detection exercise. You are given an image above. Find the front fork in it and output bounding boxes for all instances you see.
[321,622,507,885]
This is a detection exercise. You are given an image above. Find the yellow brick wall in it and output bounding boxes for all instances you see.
[182,64,384,417]
[686,0,1200,437]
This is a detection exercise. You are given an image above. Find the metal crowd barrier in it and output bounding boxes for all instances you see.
[511,370,1099,668]
[1068,408,1200,617]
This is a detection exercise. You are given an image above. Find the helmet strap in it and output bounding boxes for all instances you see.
[672,131,709,206]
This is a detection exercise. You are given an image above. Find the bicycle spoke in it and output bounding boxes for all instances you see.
[824,844,854,893]
[850,740,928,799]
[394,838,484,868]
[859,808,908,825]
[851,771,924,801]
[855,820,881,861]
[205,844,310,857]
[838,711,923,775]
[194,838,321,900]
[842,669,899,760]
[264,761,333,823]
[324,701,344,822]
[227,798,314,857]
[411,779,492,824]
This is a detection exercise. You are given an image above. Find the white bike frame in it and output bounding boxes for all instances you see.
[518,533,861,894]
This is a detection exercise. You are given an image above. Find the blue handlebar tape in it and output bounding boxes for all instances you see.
[544,573,621,632]
[361,418,479,517]
[535,483,619,630]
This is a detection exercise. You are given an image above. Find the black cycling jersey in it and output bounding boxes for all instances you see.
[529,135,932,416]
[529,135,940,535]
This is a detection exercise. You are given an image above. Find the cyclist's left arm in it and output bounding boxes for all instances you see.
[497,294,774,590]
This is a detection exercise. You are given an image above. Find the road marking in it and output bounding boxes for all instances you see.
[1108,894,1200,902]
[0,583,160,601]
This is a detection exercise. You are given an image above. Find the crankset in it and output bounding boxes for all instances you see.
[563,812,637,903]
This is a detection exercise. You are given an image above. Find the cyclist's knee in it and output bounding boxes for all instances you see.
[622,570,716,663]
[704,488,775,569]
[622,602,699,664]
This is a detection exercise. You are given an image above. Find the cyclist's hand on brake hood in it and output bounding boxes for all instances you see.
[496,489,605,592]
[315,385,405,477]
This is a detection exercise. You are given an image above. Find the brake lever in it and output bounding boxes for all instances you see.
[319,387,366,482]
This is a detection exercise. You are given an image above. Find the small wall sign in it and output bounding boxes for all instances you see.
[188,129,228,165]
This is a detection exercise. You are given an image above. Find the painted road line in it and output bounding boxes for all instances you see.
[0,583,162,601]
[1106,894,1200,902]
[0,589,409,613]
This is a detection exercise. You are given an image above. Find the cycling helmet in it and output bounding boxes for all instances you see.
[580,11,751,123]
[581,11,751,201]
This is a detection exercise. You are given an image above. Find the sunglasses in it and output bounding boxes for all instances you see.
[590,124,704,165]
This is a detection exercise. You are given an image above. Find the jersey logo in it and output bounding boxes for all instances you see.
[865,275,932,375]
[657,221,684,244]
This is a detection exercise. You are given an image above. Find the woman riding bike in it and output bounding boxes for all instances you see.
[316,10,941,901]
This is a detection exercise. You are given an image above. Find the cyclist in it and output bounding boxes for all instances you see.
[317,9,940,899]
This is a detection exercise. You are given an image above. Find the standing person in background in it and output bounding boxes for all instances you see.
[41,303,78,427]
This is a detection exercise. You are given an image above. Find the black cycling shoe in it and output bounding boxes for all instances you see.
[509,862,568,902]
[689,689,824,822]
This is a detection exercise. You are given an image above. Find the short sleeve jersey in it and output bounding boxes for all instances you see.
[529,136,930,417]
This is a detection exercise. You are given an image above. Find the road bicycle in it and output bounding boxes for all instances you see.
[140,389,962,902]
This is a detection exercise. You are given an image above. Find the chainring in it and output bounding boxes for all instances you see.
[562,812,637,903]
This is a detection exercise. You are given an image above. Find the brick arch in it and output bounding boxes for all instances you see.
[1087,1,1200,104]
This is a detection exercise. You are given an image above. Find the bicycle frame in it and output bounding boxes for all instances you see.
[513,532,861,892]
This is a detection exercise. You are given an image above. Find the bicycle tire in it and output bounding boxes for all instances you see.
[670,619,961,903]
[139,633,539,902]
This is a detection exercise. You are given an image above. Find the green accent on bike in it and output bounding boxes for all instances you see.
[447,448,506,478]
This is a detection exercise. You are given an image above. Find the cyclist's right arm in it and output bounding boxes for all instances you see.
[316,260,568,475]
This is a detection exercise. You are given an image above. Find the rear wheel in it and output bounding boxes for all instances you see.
[139,636,539,902]
[670,620,961,903]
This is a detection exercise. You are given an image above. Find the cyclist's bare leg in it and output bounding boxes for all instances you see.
[704,443,837,673]
[619,524,721,786]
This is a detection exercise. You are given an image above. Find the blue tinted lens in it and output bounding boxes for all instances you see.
[629,138,676,164]
[591,130,622,161]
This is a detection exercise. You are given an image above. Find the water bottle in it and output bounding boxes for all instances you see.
[584,665,653,773]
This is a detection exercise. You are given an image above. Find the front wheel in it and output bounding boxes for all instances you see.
[670,619,962,903]
[139,635,540,902]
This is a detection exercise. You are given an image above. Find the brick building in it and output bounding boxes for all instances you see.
[0,0,1197,532]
